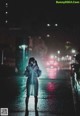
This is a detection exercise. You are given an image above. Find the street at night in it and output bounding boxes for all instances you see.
[0,0,80,116]
[0,69,79,116]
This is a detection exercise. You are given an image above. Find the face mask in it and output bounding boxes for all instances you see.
[30,61,35,66]
[33,62,36,66]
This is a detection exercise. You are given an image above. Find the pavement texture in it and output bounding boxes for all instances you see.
[0,69,77,116]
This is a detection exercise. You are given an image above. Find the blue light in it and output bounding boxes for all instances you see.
[19,44,27,49]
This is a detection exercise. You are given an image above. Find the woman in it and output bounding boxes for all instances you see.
[24,57,41,110]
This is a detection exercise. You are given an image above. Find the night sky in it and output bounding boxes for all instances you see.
[8,1,80,24]
[0,0,80,51]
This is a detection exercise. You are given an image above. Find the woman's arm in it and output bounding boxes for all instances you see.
[36,66,42,77]
[24,66,29,77]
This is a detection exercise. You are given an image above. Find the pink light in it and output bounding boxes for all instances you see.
[50,55,54,59]
[54,62,58,66]
[47,82,55,92]
[48,68,57,79]
[46,62,50,65]
[49,60,54,64]
[50,66,54,69]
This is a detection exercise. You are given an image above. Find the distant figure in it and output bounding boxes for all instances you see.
[75,49,80,81]
[75,49,80,64]
[24,57,41,110]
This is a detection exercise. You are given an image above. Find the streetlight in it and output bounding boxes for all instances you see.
[19,44,27,50]
[57,50,60,54]
[57,50,60,61]
[54,24,58,27]
[71,49,76,54]
[47,34,50,37]
[19,44,28,72]
[47,24,51,27]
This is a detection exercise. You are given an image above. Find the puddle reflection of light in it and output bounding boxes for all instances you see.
[47,68,57,79]
[47,82,55,92]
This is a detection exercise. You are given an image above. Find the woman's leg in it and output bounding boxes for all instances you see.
[25,96,29,110]
[26,81,30,110]
[35,96,38,110]
[34,80,38,110]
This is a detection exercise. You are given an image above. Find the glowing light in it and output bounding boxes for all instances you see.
[57,50,60,54]
[61,56,65,61]
[18,44,28,72]
[50,66,54,69]
[54,55,57,58]
[47,24,51,27]
[19,44,27,49]
[54,23,58,27]
[49,60,54,64]
[5,20,8,23]
[47,68,57,79]
[66,55,69,58]
[68,56,72,60]
[46,62,50,65]
[54,62,58,66]
[71,49,76,54]
[6,3,8,8]
[47,82,55,92]
[47,34,50,37]
[6,3,8,6]
[50,55,54,59]
[5,11,8,14]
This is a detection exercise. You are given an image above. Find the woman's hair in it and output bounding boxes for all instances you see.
[28,57,38,67]
[35,60,38,66]
[28,57,35,65]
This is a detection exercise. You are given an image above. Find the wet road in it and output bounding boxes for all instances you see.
[0,69,77,116]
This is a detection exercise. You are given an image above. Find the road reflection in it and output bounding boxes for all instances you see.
[25,110,39,116]
[46,68,58,79]
[47,82,55,92]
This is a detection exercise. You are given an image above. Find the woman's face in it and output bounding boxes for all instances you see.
[30,61,36,66]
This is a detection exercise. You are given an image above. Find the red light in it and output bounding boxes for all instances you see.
[47,82,55,92]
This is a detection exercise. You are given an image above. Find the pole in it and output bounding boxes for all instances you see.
[1,50,4,65]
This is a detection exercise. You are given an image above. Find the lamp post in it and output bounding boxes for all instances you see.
[1,50,4,65]
[19,44,27,72]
